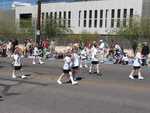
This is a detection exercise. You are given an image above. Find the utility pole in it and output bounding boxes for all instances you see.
[36,0,42,46]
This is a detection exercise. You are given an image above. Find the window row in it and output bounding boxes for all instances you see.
[41,11,71,28]
[79,8,134,28]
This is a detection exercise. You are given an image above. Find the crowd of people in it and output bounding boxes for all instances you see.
[0,38,150,99]
[0,38,150,84]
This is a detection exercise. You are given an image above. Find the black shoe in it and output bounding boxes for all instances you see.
[89,72,92,74]
[0,96,4,101]
[97,72,102,76]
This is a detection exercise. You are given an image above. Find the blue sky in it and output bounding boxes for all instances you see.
[14,0,36,4]
[14,0,73,4]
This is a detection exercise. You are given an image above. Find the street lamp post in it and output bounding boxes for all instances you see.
[36,0,42,45]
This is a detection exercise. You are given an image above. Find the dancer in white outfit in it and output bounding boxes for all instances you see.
[57,52,78,85]
[32,45,44,64]
[80,47,88,68]
[89,43,100,75]
[129,52,144,80]
[72,48,80,80]
[12,48,26,79]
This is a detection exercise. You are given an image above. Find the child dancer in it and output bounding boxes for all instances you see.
[72,48,80,80]
[89,42,100,75]
[12,48,26,79]
[80,47,88,68]
[32,44,44,64]
[129,52,144,80]
[57,51,78,85]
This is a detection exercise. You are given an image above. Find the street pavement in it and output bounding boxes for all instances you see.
[0,57,150,113]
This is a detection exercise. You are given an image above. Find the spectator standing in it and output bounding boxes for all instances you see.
[141,42,149,66]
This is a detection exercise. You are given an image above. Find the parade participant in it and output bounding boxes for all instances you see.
[122,53,129,65]
[114,43,122,56]
[57,51,78,85]
[80,47,88,68]
[141,42,149,66]
[11,48,26,79]
[98,40,105,63]
[12,39,18,53]
[32,44,44,65]
[89,42,100,75]
[6,40,12,57]
[71,48,80,80]
[129,51,144,80]
[49,40,55,54]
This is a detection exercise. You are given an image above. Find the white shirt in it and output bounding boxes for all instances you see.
[133,58,142,67]
[99,42,105,49]
[91,47,98,61]
[115,44,121,51]
[33,47,39,56]
[80,49,87,59]
[12,54,22,66]
[63,56,72,70]
[133,52,142,67]
[72,53,80,67]
[122,56,129,62]
[7,42,12,50]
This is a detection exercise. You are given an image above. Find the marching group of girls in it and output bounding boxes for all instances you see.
[10,40,149,86]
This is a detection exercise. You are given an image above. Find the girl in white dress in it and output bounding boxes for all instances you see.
[57,51,78,85]
[32,44,44,64]
[89,43,100,75]
[72,48,80,80]
[129,52,144,80]
[12,48,26,79]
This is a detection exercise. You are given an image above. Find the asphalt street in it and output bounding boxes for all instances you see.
[0,57,150,113]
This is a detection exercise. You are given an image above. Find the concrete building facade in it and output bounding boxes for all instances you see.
[15,0,149,34]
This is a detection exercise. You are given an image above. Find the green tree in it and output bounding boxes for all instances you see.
[116,17,150,55]
[43,18,72,39]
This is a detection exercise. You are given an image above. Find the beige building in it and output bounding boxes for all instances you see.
[15,0,150,34]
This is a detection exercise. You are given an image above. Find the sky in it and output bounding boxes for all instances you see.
[0,0,74,9]
[14,0,74,4]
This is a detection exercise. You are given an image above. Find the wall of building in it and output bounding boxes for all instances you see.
[15,0,143,34]
[142,0,150,17]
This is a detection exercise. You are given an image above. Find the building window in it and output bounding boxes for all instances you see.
[50,12,53,19]
[94,10,98,18]
[94,10,98,28]
[117,9,121,27]
[54,12,57,19]
[130,8,134,17]
[123,9,127,18]
[63,11,66,27]
[105,9,108,28]
[117,9,121,18]
[89,10,92,28]
[100,10,103,18]
[111,9,115,18]
[83,10,87,27]
[89,20,92,28]
[46,12,48,18]
[84,10,87,19]
[68,11,71,27]
[111,9,115,28]
[99,10,103,28]
[78,10,81,27]
[129,8,134,26]
[20,13,32,28]
[123,9,127,27]
[89,10,92,18]
[59,11,62,26]
[84,20,86,27]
